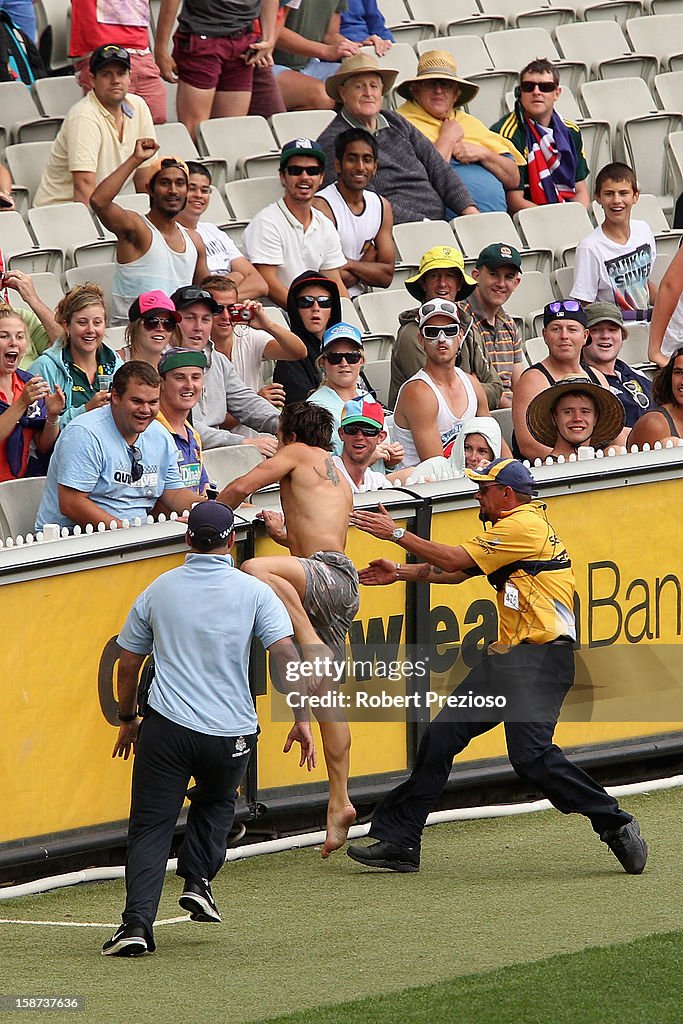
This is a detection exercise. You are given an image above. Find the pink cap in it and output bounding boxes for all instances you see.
[128,290,181,323]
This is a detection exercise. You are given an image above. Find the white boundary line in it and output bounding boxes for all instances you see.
[0,916,189,929]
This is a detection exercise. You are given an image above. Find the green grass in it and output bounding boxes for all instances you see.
[258,930,683,1024]
[1,788,680,1024]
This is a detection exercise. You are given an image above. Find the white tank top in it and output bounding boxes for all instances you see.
[393,367,478,467]
[662,293,683,359]
[111,218,198,324]
[317,183,383,298]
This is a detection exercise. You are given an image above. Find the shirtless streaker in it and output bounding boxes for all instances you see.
[219,402,359,857]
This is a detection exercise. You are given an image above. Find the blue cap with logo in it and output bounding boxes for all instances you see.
[321,322,364,350]
[465,457,538,496]
[187,501,234,546]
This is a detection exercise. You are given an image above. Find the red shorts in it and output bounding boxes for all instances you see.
[173,31,257,93]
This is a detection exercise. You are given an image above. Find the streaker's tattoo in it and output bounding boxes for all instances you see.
[314,457,340,485]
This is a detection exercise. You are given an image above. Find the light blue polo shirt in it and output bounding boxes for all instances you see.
[117,554,294,736]
[35,405,185,530]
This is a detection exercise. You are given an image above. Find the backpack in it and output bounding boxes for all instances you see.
[0,10,46,85]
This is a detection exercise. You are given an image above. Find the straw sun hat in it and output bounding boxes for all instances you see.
[526,375,625,449]
[396,50,479,107]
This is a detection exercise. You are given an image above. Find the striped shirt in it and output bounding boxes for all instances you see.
[459,292,522,396]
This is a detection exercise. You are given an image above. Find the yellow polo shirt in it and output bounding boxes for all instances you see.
[34,91,156,207]
[461,501,576,647]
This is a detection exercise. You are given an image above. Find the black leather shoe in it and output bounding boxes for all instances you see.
[347,840,420,873]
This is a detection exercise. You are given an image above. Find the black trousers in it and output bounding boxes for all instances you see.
[122,709,255,947]
[370,643,631,849]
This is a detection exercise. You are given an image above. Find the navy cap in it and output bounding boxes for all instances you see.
[466,457,538,495]
[543,300,588,328]
[187,501,234,546]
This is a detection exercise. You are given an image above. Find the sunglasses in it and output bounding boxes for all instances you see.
[546,300,582,314]
[128,445,144,483]
[519,80,557,93]
[324,350,362,364]
[296,295,333,309]
[142,316,176,331]
[341,424,381,437]
[422,324,460,341]
[284,164,323,177]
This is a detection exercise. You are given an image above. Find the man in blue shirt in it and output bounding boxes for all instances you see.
[36,361,203,531]
[103,500,316,958]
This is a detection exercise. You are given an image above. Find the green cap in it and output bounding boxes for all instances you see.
[159,348,207,374]
[585,301,624,329]
[476,243,522,273]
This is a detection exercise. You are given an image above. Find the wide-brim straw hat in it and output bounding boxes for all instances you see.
[326,52,398,103]
[526,375,625,449]
[396,50,479,107]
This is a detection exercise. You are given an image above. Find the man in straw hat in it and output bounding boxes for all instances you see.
[396,49,523,213]
[491,58,590,214]
[317,52,479,223]
[526,374,625,459]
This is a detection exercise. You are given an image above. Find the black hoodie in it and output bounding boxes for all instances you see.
[275,271,342,405]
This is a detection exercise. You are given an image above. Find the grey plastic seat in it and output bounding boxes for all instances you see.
[0,477,47,541]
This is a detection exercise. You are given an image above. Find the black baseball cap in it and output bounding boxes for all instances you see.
[187,501,234,548]
[171,286,224,315]
[90,44,131,75]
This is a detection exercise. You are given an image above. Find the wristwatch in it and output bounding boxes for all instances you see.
[118,711,137,723]
[391,527,406,541]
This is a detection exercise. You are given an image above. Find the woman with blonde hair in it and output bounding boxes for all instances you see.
[119,290,182,366]
[29,284,122,426]
[0,304,64,481]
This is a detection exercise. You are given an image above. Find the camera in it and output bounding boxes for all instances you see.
[228,303,253,324]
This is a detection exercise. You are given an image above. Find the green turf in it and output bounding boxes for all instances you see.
[1,788,680,1024]
[256,929,683,1024]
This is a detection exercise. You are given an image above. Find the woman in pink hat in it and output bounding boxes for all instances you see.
[120,290,182,366]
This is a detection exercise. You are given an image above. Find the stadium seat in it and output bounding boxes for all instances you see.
[31,76,82,118]
[340,297,367,336]
[114,193,151,215]
[29,204,115,269]
[654,70,683,112]
[0,81,63,144]
[484,28,587,95]
[155,121,227,189]
[450,211,553,274]
[355,289,408,349]
[514,203,594,267]
[652,0,683,11]
[592,193,683,257]
[103,324,127,351]
[619,322,650,364]
[665,130,683,205]
[555,21,658,86]
[523,335,548,364]
[0,477,46,541]
[650,250,673,284]
[64,263,116,314]
[196,116,279,181]
[224,176,283,222]
[201,186,233,229]
[478,0,573,32]
[10,271,63,314]
[550,266,576,299]
[5,140,55,210]
[1,210,61,274]
[409,0,505,37]
[581,78,683,204]
[201,445,264,489]
[360,43,417,106]
[35,0,72,74]
[362,359,392,408]
[626,14,683,72]
[380,0,438,45]
[392,220,456,267]
[578,0,644,30]
[490,406,513,447]
[269,110,336,146]
[501,270,556,338]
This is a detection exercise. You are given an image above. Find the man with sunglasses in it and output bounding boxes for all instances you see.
[36,361,206,532]
[490,58,590,214]
[90,140,210,324]
[35,44,158,209]
[333,398,395,492]
[243,138,348,309]
[393,298,491,468]
[347,457,648,878]
[582,302,652,427]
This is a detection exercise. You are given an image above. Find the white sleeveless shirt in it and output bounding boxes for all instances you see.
[111,218,198,324]
[393,367,478,467]
[317,183,383,298]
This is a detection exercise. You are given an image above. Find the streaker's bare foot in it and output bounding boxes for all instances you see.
[322,803,356,859]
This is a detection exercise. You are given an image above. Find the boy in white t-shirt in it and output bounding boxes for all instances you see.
[571,162,658,322]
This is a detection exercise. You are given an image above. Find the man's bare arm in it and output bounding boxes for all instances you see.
[58,485,125,529]
[90,138,159,241]
[72,170,97,206]
[218,447,298,508]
